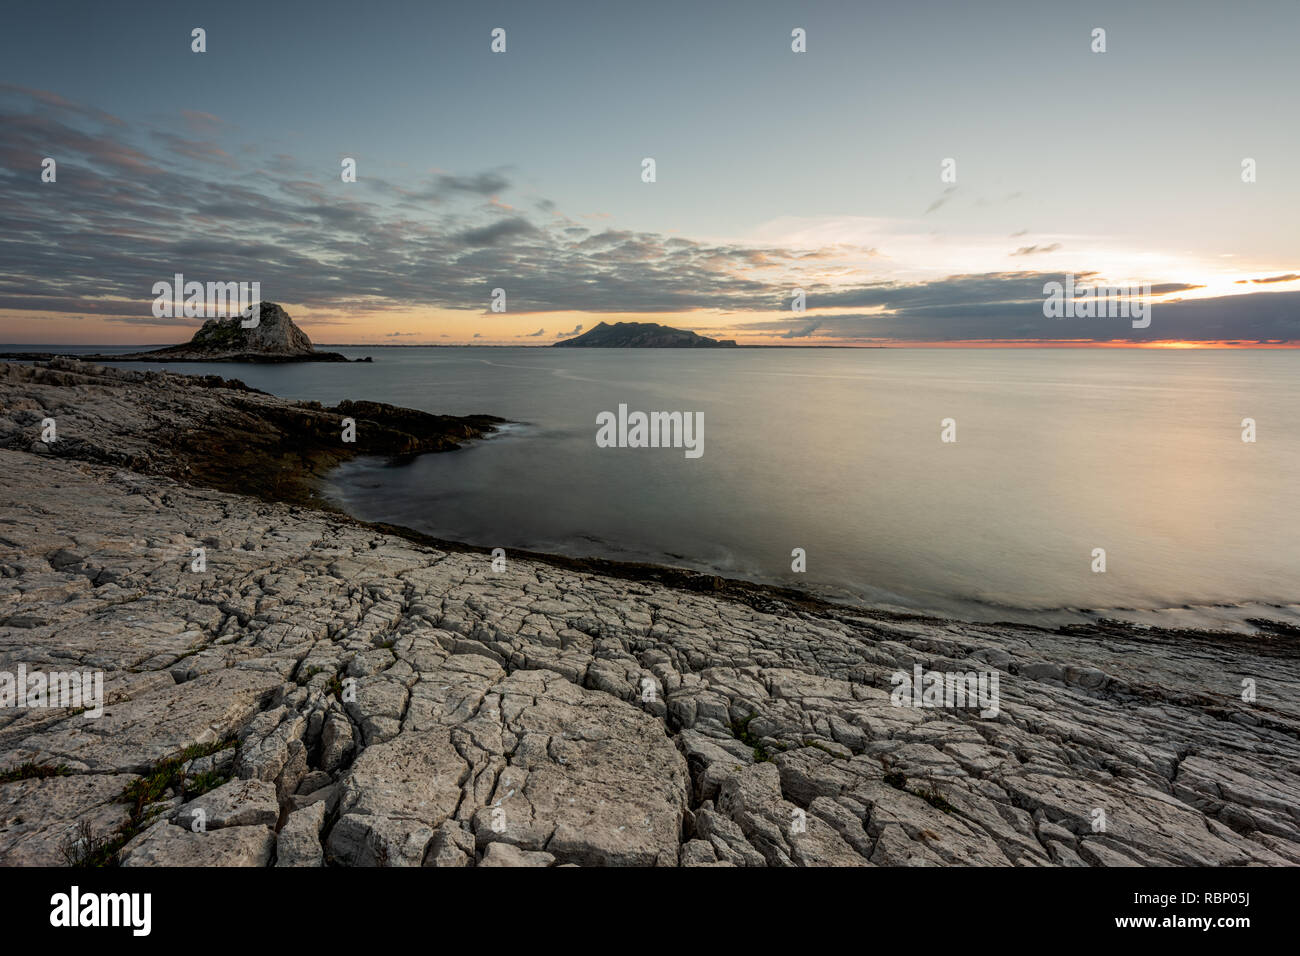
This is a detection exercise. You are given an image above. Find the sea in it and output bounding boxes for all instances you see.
[13,345,1300,631]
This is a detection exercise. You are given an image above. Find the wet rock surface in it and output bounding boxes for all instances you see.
[0,363,1297,866]
[0,360,504,509]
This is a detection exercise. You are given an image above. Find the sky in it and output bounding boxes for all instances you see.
[1,0,1298,346]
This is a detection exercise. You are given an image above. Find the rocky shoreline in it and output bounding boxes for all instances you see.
[0,351,361,364]
[0,359,504,509]
[0,360,1297,867]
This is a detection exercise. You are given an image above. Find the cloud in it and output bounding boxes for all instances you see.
[0,83,124,127]
[456,217,538,246]
[0,87,1294,346]
[781,320,822,338]
[737,281,1300,344]
[102,313,220,327]
[1010,243,1061,256]
[924,187,956,214]
[524,327,546,337]
[436,171,510,196]
[1237,273,1299,284]
[180,109,223,135]
[147,131,237,167]
[0,81,806,318]
[555,323,583,338]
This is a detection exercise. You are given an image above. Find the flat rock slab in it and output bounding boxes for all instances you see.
[328,669,689,866]
[3,667,281,774]
[471,670,689,866]
[0,772,137,865]
[479,842,555,867]
[173,778,279,831]
[276,801,327,867]
[120,820,275,867]
[327,729,469,866]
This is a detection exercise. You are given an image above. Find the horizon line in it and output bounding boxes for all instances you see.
[5,341,1299,350]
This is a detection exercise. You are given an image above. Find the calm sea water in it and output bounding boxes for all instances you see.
[19,346,1300,629]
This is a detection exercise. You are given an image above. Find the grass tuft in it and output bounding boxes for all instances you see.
[0,763,71,784]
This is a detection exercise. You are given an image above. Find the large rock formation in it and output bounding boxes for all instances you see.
[150,302,319,360]
[0,303,361,364]
[554,321,738,348]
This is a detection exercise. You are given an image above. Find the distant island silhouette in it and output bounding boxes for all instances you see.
[553,321,738,348]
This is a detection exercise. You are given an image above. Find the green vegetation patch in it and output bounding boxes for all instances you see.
[0,763,71,784]
[731,715,771,762]
[62,737,238,867]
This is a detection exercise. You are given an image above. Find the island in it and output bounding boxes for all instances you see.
[553,321,738,348]
[0,303,367,364]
